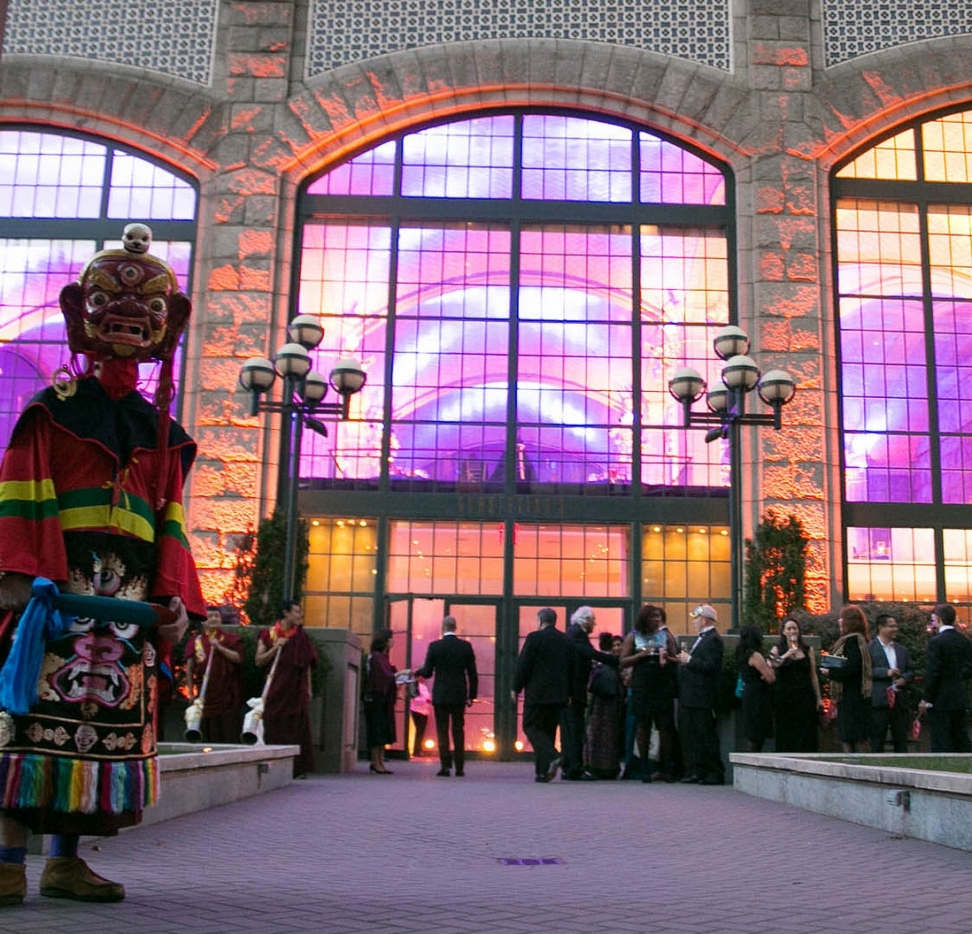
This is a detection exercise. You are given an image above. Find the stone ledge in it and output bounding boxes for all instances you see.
[732,752,972,852]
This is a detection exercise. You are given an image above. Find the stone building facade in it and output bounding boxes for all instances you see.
[1,0,971,631]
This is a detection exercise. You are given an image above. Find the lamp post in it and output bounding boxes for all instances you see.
[239,313,366,603]
[668,325,796,630]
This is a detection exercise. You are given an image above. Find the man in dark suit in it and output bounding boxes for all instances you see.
[920,603,972,752]
[562,606,619,781]
[676,604,724,785]
[415,616,478,777]
[512,607,574,783]
[869,613,914,752]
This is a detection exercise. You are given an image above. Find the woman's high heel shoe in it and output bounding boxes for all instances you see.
[369,764,393,774]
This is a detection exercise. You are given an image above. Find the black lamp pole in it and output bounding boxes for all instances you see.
[239,317,366,604]
[669,329,795,630]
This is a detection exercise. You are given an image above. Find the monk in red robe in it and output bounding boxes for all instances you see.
[255,600,317,777]
[186,606,243,743]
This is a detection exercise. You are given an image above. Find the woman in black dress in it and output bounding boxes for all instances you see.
[620,604,680,781]
[736,625,776,752]
[827,605,872,752]
[768,616,823,752]
[363,628,402,773]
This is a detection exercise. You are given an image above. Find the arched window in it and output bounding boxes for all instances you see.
[834,109,972,611]
[296,112,733,495]
[0,129,198,449]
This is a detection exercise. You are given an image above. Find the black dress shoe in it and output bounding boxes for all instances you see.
[534,775,549,783]
[680,774,702,784]
[436,769,450,777]
[455,770,465,777]
[699,774,724,785]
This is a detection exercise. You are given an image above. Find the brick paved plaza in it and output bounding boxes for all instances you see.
[2,759,971,934]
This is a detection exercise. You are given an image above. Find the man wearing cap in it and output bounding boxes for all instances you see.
[676,604,724,785]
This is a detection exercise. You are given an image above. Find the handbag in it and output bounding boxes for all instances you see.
[734,673,745,699]
[589,665,617,699]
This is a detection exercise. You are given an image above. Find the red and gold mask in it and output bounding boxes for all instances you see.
[59,225,191,363]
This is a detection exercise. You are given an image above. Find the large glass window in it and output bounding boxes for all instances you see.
[835,108,972,609]
[305,518,377,639]
[298,112,732,494]
[0,130,198,450]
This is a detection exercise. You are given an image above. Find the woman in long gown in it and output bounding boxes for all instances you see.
[827,605,872,752]
[768,617,823,752]
[737,625,776,752]
[584,632,625,778]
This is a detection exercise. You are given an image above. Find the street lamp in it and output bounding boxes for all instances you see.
[239,313,366,602]
[668,325,796,629]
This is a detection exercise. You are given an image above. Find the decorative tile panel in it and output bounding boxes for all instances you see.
[307,0,732,77]
[3,0,219,85]
[823,0,972,68]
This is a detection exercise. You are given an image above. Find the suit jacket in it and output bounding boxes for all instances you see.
[922,627,972,710]
[868,637,914,707]
[565,623,618,704]
[679,628,723,710]
[415,634,478,706]
[513,625,574,707]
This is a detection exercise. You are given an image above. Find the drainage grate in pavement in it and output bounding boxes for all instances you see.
[496,858,563,866]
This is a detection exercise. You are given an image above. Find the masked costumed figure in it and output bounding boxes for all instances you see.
[0,224,205,905]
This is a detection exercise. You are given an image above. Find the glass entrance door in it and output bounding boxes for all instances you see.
[443,602,497,756]
[387,596,499,760]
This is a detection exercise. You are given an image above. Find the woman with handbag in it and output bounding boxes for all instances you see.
[768,616,823,752]
[826,605,873,752]
[584,633,625,779]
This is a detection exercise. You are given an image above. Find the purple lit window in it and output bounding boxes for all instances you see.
[837,111,972,508]
[299,112,731,491]
[846,527,936,602]
[640,133,726,205]
[306,141,397,197]
[0,132,197,452]
[640,228,729,488]
[402,117,514,199]
[522,116,632,202]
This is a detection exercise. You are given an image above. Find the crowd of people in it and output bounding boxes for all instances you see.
[513,603,731,784]
[509,600,972,783]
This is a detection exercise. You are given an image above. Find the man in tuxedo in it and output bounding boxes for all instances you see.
[676,604,724,785]
[562,606,619,781]
[415,616,478,776]
[920,604,972,752]
[869,613,914,753]
[513,607,574,783]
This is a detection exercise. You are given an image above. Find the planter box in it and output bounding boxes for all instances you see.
[146,742,298,826]
[732,752,972,852]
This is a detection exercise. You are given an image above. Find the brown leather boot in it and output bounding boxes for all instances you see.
[39,857,125,902]
[0,862,26,906]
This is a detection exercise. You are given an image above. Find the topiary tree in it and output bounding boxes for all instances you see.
[242,508,309,632]
[743,512,809,632]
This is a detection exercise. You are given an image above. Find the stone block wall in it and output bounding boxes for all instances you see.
[1,0,971,607]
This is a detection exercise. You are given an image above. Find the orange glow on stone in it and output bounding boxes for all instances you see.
[208,266,241,290]
[752,44,809,67]
[228,54,286,79]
